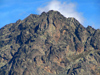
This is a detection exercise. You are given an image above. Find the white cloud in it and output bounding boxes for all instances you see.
[37,0,84,24]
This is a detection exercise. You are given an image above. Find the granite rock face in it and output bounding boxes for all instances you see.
[0,10,100,75]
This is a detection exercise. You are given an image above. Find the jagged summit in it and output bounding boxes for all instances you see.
[41,10,62,15]
[0,10,100,75]
[26,10,78,22]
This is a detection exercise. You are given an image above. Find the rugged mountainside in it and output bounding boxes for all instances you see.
[0,10,100,75]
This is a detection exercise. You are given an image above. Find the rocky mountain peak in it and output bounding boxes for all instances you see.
[0,10,100,75]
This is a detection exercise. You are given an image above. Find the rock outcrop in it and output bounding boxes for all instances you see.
[0,10,100,75]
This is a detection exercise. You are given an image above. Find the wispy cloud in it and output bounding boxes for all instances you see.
[37,0,84,24]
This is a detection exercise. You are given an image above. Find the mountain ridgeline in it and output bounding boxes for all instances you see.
[0,10,100,75]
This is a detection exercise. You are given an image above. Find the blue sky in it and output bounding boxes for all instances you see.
[0,0,100,29]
